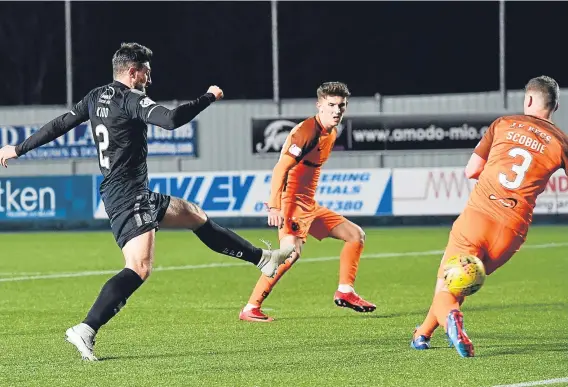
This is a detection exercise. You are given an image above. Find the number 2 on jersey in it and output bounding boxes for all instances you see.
[498,147,533,189]
[95,124,110,169]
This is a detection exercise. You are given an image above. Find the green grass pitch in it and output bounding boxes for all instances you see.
[0,226,566,387]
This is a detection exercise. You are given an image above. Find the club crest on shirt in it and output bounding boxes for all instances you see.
[289,144,302,157]
[139,97,155,108]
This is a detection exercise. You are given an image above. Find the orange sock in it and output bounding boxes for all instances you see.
[432,291,460,330]
[339,241,363,286]
[247,256,296,307]
[416,291,466,338]
[415,307,439,338]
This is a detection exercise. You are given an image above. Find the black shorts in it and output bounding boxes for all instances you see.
[106,191,171,249]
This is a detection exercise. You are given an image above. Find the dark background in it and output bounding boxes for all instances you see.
[0,1,566,105]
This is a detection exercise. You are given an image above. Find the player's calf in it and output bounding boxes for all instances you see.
[329,221,373,312]
[78,233,150,339]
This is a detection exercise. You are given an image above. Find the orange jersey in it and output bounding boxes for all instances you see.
[268,115,337,209]
[468,114,568,234]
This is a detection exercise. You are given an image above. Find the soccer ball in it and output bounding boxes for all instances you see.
[443,254,486,297]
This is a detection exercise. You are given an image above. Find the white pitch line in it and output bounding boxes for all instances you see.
[0,273,41,277]
[0,242,567,284]
[492,377,568,387]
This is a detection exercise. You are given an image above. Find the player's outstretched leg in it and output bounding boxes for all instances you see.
[239,236,302,322]
[160,197,294,278]
[65,231,153,361]
[327,220,375,313]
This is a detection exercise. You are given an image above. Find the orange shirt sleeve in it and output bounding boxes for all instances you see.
[282,123,314,161]
[267,154,297,209]
[267,123,314,209]
[474,118,500,160]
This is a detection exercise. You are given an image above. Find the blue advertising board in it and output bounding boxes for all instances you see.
[93,169,393,219]
[0,176,93,221]
[0,121,198,159]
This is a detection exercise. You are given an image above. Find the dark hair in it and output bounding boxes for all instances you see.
[112,42,153,77]
[525,75,559,111]
[317,82,351,99]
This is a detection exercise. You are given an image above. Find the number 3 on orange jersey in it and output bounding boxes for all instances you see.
[499,147,533,189]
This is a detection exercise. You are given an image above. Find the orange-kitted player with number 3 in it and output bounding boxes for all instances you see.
[411,75,568,357]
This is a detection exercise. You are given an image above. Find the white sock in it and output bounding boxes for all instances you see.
[243,303,259,312]
[78,323,96,337]
[338,284,354,293]
[256,249,272,270]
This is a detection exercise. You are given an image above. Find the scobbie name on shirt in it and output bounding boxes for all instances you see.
[506,124,550,154]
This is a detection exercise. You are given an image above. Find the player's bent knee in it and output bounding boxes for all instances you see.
[128,261,152,280]
[346,224,365,245]
[357,226,366,245]
[181,201,207,229]
[121,232,155,280]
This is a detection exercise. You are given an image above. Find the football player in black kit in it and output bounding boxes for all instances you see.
[0,42,294,361]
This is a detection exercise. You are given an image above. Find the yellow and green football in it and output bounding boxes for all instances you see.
[443,254,486,297]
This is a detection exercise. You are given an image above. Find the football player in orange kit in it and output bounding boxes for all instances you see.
[411,75,568,357]
[239,82,376,322]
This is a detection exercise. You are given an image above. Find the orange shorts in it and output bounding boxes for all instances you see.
[279,200,346,242]
[438,207,526,278]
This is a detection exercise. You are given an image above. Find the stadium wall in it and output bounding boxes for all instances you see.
[2,89,568,230]
[3,89,568,177]
[1,168,567,232]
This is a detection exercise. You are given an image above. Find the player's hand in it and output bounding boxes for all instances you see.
[0,145,18,168]
[267,207,284,228]
[207,85,224,101]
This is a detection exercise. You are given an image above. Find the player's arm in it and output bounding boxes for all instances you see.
[267,126,312,227]
[465,153,487,180]
[0,94,90,167]
[129,86,223,130]
[466,119,498,179]
[267,154,298,226]
[268,155,298,208]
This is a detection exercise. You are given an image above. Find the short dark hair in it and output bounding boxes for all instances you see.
[112,42,153,77]
[525,75,559,111]
[317,82,351,99]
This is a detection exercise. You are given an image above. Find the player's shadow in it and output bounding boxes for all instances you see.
[275,309,427,321]
[274,314,364,321]
[464,301,565,313]
[97,338,396,361]
[479,342,567,357]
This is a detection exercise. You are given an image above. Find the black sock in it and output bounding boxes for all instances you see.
[193,218,263,265]
[83,268,144,332]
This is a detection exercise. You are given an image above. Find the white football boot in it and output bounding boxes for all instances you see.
[65,323,98,361]
[257,241,295,278]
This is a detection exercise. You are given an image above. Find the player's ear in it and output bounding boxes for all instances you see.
[128,66,137,79]
[528,96,533,107]
[555,102,559,112]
